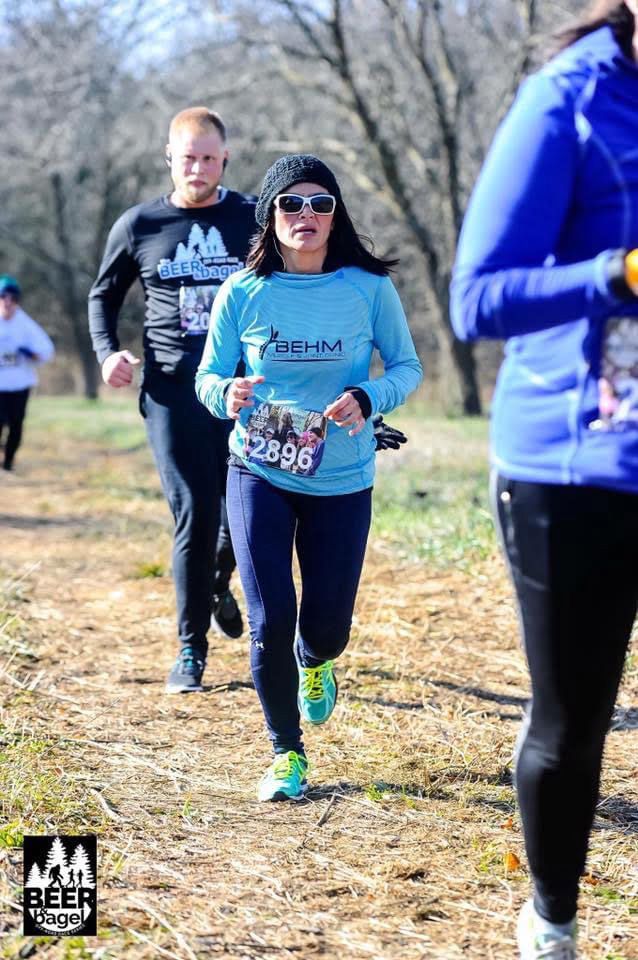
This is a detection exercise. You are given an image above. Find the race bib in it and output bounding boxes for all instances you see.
[244,402,327,477]
[179,285,218,335]
[592,316,638,431]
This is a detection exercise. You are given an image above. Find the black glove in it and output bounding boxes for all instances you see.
[372,414,407,451]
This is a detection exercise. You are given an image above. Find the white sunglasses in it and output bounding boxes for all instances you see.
[274,193,336,215]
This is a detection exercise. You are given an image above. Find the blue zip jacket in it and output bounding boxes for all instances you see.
[451,27,638,491]
[196,266,422,495]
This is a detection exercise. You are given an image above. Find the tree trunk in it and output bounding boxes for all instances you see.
[50,172,99,399]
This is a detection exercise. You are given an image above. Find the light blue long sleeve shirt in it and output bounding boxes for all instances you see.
[196,266,422,495]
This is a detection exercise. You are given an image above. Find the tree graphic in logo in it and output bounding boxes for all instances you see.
[259,325,279,360]
[173,224,229,263]
[23,836,97,936]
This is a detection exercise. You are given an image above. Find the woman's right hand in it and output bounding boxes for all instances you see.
[226,375,265,420]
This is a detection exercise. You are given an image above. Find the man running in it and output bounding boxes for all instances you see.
[89,107,256,693]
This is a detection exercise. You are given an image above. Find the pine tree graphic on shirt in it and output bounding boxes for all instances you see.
[173,224,229,264]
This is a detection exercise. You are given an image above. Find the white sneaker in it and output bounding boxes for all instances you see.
[517,900,578,959]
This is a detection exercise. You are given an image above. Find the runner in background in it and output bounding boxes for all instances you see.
[196,155,422,801]
[451,3,638,957]
[0,275,55,472]
[89,107,255,693]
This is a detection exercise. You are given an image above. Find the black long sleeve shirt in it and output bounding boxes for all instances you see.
[88,190,257,377]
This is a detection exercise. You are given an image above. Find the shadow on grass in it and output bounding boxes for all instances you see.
[0,513,89,529]
[430,679,528,709]
[348,680,526,721]
[595,795,638,834]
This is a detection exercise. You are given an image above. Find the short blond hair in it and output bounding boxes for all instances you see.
[168,107,226,142]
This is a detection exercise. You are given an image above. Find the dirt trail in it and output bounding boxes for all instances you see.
[1,433,637,959]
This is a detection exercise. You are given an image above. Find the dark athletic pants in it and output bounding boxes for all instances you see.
[0,388,30,470]
[227,463,372,754]
[493,474,636,924]
[140,370,235,653]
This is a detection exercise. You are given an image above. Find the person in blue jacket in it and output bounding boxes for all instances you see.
[197,154,422,802]
[451,3,638,958]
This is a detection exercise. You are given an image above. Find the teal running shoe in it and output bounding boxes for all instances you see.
[257,751,309,802]
[294,637,338,725]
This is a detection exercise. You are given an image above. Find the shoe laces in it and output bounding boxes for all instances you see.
[177,647,203,670]
[300,661,332,701]
[272,752,306,781]
[534,936,576,960]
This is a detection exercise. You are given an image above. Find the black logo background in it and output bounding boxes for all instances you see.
[23,835,97,936]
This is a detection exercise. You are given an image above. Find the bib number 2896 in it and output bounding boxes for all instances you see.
[249,437,314,471]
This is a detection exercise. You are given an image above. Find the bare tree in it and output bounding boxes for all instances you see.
[0,0,204,396]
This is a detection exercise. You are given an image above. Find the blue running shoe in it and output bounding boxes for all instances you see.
[165,646,205,694]
[294,637,338,725]
[257,751,309,802]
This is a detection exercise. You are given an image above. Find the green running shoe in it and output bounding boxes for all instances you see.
[257,751,309,802]
[294,637,338,725]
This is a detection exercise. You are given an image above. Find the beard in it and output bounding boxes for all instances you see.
[179,179,219,205]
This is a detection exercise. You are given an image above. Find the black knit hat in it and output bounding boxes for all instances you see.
[255,154,342,228]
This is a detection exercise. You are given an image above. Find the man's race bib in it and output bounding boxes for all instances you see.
[179,285,218,335]
[244,401,327,477]
[592,316,638,431]
[0,352,18,367]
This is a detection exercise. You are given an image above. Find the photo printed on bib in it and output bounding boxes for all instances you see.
[592,316,638,431]
[244,402,327,477]
[179,285,218,335]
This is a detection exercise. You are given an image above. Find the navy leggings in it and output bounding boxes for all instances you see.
[227,464,372,754]
[494,475,636,924]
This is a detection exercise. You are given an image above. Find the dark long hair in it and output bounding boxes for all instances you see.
[246,196,399,277]
[553,1,634,58]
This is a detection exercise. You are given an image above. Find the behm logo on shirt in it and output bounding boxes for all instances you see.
[23,835,97,935]
[259,325,344,362]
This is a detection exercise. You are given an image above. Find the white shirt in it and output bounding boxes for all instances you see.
[0,306,55,392]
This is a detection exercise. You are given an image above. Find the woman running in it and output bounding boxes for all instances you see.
[196,154,422,801]
[451,3,638,958]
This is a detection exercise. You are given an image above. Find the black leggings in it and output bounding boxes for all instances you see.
[493,474,636,924]
[0,388,30,470]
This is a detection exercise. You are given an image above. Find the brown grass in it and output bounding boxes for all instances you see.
[0,401,636,959]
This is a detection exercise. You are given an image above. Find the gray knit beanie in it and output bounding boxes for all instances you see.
[255,154,342,228]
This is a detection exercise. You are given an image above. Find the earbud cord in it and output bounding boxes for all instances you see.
[273,236,287,271]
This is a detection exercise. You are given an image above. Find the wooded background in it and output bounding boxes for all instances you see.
[0,0,581,411]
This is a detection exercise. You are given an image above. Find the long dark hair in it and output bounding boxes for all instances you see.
[553,1,634,58]
[246,196,399,277]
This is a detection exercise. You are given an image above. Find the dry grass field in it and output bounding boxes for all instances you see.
[0,395,636,960]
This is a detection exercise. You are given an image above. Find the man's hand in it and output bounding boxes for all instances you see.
[373,414,407,451]
[226,375,265,420]
[102,350,141,387]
